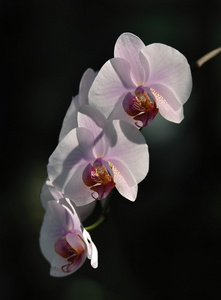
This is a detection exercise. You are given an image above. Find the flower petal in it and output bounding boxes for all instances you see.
[105,120,149,184]
[40,179,64,209]
[58,69,96,142]
[140,43,192,105]
[40,181,95,221]
[40,201,74,265]
[78,105,109,157]
[64,163,95,206]
[59,96,79,142]
[48,128,95,195]
[83,229,98,268]
[108,158,138,201]
[150,85,184,123]
[107,94,137,127]
[66,232,86,252]
[40,201,89,277]
[78,68,97,107]
[89,58,135,118]
[74,201,96,222]
[114,32,146,85]
[50,255,70,277]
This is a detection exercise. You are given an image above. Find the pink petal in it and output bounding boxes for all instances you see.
[40,201,88,277]
[76,201,96,222]
[140,43,192,105]
[78,68,97,107]
[50,255,72,277]
[78,105,107,131]
[48,128,95,196]
[108,158,138,201]
[58,69,96,142]
[89,58,135,118]
[40,201,74,265]
[66,232,86,252]
[78,105,109,157]
[107,95,137,127]
[114,32,146,85]
[40,179,64,209]
[105,120,149,184]
[150,85,184,123]
[82,229,98,268]
[63,163,94,206]
[59,96,79,142]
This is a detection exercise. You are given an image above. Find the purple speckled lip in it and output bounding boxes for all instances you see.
[82,158,115,200]
[123,86,159,128]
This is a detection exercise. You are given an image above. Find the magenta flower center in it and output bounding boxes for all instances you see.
[54,232,86,273]
[123,86,159,128]
[82,158,116,200]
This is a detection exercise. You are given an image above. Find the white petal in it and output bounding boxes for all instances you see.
[89,58,135,118]
[50,255,71,277]
[59,96,79,142]
[114,32,146,85]
[64,164,96,206]
[78,68,97,106]
[78,105,109,157]
[58,69,96,142]
[140,43,192,105]
[47,127,95,195]
[39,201,74,264]
[40,201,87,277]
[107,95,138,126]
[108,158,138,201]
[105,120,149,183]
[151,86,184,123]
[40,179,63,209]
[76,201,96,222]
[83,229,98,268]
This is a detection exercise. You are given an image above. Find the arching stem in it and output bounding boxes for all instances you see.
[84,190,113,231]
[191,47,221,71]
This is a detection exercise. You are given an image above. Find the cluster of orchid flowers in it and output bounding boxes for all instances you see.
[40,32,192,276]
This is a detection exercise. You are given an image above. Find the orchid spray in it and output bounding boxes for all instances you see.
[39,32,221,276]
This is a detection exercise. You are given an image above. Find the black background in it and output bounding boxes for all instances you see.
[1,0,221,299]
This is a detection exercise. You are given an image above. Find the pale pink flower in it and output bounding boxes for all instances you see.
[40,199,98,277]
[40,179,96,222]
[59,68,97,141]
[47,104,149,206]
[89,32,192,128]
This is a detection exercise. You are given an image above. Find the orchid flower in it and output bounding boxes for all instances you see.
[47,104,149,206]
[40,199,98,277]
[40,179,96,222]
[89,32,192,128]
[59,68,97,142]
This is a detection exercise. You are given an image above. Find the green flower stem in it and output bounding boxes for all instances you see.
[84,189,114,231]
[85,215,105,231]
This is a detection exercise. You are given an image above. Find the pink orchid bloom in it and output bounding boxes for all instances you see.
[40,199,98,277]
[59,68,97,142]
[89,32,192,128]
[47,104,149,206]
[40,179,96,222]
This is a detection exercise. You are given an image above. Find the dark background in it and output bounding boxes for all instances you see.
[1,0,221,299]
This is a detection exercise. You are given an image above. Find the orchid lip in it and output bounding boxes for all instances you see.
[82,158,116,200]
[123,85,159,127]
[54,232,86,273]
